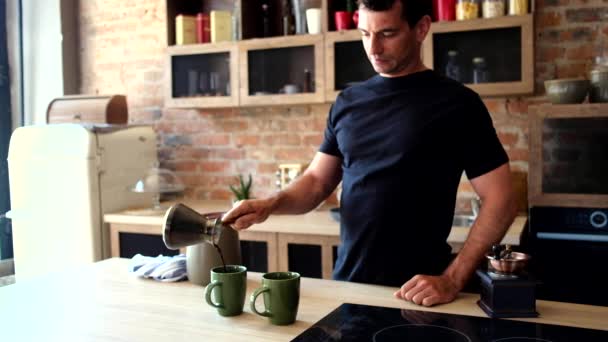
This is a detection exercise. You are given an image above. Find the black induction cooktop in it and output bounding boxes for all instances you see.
[291,303,608,341]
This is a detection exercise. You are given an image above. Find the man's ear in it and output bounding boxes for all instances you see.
[415,15,432,43]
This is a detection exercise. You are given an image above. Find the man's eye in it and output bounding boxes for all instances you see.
[382,32,396,37]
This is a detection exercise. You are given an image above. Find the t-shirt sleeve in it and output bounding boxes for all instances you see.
[319,104,343,158]
[460,95,509,180]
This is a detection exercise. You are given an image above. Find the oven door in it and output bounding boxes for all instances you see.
[529,207,608,307]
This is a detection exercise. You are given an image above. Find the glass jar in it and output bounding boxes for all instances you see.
[508,0,528,15]
[482,0,505,18]
[456,0,479,20]
[589,62,608,103]
[445,50,462,82]
[472,57,489,83]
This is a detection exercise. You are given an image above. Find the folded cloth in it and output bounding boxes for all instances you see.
[129,254,187,282]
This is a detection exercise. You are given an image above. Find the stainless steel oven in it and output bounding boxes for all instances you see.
[528,104,608,307]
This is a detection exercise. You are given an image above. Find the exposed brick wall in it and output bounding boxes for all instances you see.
[79,0,607,211]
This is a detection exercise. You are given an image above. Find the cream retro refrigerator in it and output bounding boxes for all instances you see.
[6,124,157,281]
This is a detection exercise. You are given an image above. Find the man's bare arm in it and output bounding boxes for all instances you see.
[395,162,518,306]
[443,163,518,290]
[222,152,342,229]
[271,152,342,214]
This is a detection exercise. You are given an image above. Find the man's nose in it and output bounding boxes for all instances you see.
[369,35,383,55]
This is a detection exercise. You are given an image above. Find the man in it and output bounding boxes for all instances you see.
[222,0,517,307]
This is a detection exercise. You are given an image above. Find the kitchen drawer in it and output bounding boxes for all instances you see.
[46,94,128,124]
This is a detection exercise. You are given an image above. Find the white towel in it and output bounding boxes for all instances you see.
[129,254,187,282]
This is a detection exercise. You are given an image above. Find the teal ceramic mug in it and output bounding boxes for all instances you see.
[204,265,247,316]
[250,271,301,325]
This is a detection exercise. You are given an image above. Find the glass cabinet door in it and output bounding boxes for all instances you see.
[239,35,325,106]
[166,42,239,108]
[423,14,533,96]
[325,30,375,101]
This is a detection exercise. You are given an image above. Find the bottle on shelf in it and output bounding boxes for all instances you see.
[291,0,306,34]
[303,69,312,92]
[472,57,489,83]
[196,13,211,43]
[282,0,294,35]
[231,1,241,41]
[445,50,462,82]
[262,3,271,37]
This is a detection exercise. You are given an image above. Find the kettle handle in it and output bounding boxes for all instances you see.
[205,280,224,309]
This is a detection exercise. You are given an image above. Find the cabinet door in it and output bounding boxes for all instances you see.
[423,14,534,96]
[278,233,340,279]
[240,240,269,273]
[324,29,375,102]
[239,35,325,106]
[119,233,180,258]
[166,43,239,108]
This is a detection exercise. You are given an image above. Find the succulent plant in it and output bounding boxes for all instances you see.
[229,174,253,200]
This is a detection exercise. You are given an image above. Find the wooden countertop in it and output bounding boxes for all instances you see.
[104,200,527,245]
[0,258,605,341]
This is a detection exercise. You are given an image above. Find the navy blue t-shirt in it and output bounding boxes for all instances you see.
[319,70,508,286]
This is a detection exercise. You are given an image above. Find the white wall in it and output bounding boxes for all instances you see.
[22,0,64,125]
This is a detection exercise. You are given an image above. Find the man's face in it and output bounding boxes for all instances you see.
[358,1,422,77]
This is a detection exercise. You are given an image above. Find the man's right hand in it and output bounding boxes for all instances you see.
[221,198,276,230]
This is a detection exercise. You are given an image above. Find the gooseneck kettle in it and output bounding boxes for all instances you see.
[162,203,241,286]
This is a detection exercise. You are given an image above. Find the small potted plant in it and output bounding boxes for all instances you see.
[229,174,253,202]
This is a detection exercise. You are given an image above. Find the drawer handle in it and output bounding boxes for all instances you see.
[73,114,82,120]
[537,232,608,242]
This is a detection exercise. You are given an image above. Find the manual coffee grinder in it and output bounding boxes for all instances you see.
[477,244,539,318]
[162,203,241,286]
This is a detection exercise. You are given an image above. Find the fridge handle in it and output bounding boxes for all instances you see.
[3,210,29,220]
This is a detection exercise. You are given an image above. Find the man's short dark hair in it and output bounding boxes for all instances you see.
[357,0,432,28]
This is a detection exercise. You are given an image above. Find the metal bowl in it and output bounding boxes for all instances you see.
[486,251,530,274]
[544,78,590,104]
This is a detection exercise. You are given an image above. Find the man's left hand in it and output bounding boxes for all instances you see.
[393,274,460,307]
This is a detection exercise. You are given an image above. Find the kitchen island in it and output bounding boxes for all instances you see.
[0,258,606,341]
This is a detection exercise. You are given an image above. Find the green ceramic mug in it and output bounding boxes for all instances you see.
[205,265,247,317]
[250,271,301,325]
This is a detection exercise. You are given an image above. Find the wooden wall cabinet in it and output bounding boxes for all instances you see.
[528,103,608,208]
[165,42,239,108]
[324,29,374,102]
[164,0,534,107]
[423,14,534,97]
[239,34,325,106]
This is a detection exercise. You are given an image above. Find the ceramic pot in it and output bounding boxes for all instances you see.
[544,78,590,104]
[186,224,241,286]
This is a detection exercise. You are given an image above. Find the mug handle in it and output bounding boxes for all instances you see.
[250,287,272,318]
[205,280,224,309]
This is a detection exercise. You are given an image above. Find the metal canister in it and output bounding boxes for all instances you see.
[590,65,608,103]
[508,0,528,15]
